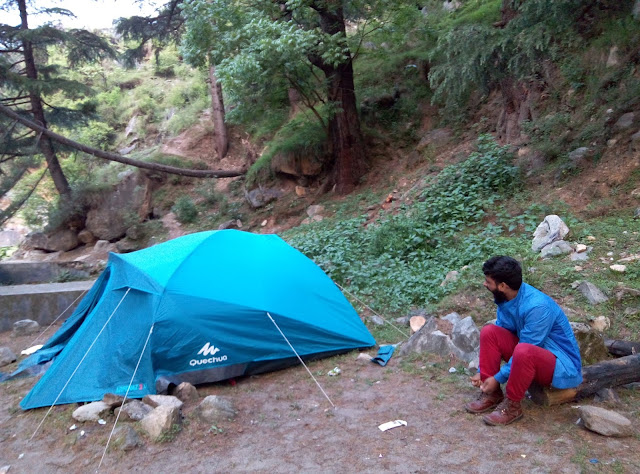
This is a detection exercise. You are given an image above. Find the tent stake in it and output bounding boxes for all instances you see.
[266,312,335,408]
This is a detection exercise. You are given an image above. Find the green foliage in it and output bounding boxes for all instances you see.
[286,136,522,314]
[428,0,595,112]
[0,246,17,261]
[172,196,198,224]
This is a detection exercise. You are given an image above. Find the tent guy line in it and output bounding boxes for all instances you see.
[98,324,155,472]
[336,283,410,339]
[30,288,132,440]
[267,312,335,408]
[27,288,89,348]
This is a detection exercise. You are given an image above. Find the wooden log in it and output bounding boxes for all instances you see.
[528,354,640,406]
[605,339,640,357]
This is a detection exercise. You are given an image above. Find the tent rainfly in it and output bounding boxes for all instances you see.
[16,230,375,410]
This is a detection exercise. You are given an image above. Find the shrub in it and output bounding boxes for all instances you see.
[286,135,522,314]
[172,196,198,224]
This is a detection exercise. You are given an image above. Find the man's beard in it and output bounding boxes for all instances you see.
[492,289,508,304]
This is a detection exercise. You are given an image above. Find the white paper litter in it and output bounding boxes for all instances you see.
[98,419,106,425]
[69,424,77,431]
[378,420,407,432]
[448,367,457,373]
[21,345,43,356]
[327,367,341,376]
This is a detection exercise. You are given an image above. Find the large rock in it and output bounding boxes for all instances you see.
[72,401,111,422]
[540,240,573,258]
[140,405,181,441]
[244,187,284,209]
[579,406,633,437]
[85,172,152,241]
[0,230,23,247]
[172,382,199,403]
[102,393,125,410]
[613,112,635,131]
[577,281,608,304]
[451,316,480,354]
[398,317,438,355]
[23,230,79,252]
[142,394,183,411]
[115,400,153,421]
[0,347,17,367]
[12,319,40,336]
[196,395,238,424]
[570,322,610,365]
[113,425,143,451]
[270,152,324,178]
[399,329,461,360]
[532,215,569,251]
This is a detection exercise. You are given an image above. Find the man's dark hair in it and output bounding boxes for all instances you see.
[482,256,523,290]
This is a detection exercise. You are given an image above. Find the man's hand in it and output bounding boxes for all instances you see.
[470,373,481,387]
[480,376,499,394]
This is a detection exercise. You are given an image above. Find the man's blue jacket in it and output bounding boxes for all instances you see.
[493,282,583,389]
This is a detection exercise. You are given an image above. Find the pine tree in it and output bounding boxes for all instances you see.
[0,0,115,202]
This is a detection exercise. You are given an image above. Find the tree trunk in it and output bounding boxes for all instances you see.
[496,78,533,144]
[288,88,302,116]
[605,339,640,357]
[325,61,367,194]
[18,0,71,196]
[208,64,228,159]
[494,0,521,28]
[315,2,367,195]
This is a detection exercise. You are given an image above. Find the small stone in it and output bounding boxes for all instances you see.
[594,388,621,405]
[357,353,373,362]
[574,266,583,271]
[610,265,626,272]
[579,406,633,437]
[0,347,17,367]
[586,236,596,241]
[72,401,111,422]
[369,315,385,326]
[142,395,183,411]
[590,316,610,332]
[261,220,267,227]
[102,393,125,409]
[576,244,588,253]
[12,320,40,336]
[439,270,459,286]
[410,316,426,333]
[172,382,199,403]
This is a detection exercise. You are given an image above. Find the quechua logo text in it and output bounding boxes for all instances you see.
[190,342,227,367]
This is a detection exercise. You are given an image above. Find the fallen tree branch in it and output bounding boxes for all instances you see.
[605,339,640,357]
[0,103,245,179]
[529,354,640,406]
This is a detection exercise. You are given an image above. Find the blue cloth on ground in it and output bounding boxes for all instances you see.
[371,345,395,366]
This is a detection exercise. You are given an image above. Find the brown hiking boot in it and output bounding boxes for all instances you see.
[482,398,523,426]
[465,388,504,414]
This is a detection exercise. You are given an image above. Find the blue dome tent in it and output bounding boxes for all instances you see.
[18,230,375,410]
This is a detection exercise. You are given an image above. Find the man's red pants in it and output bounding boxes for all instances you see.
[479,324,556,402]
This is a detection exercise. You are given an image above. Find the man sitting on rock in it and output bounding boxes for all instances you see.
[466,256,582,425]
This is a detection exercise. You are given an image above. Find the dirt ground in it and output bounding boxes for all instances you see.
[1,323,639,474]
